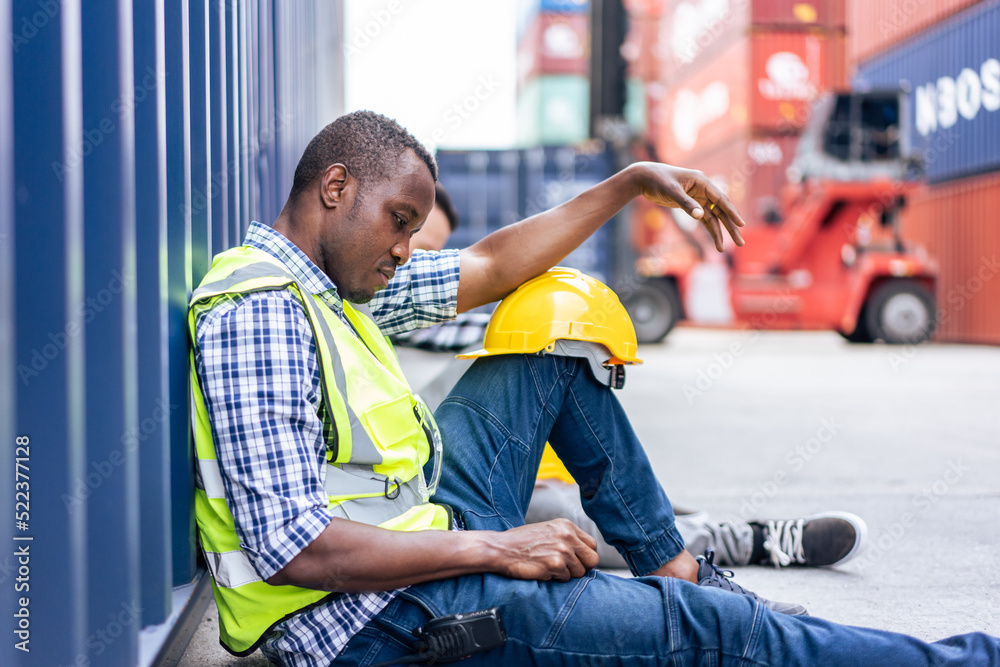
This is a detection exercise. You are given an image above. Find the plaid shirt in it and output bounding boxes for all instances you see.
[192,221,461,666]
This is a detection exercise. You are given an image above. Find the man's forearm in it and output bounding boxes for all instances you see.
[455,161,743,313]
[266,517,600,592]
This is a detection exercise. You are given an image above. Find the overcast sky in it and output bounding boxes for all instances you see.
[344,0,517,151]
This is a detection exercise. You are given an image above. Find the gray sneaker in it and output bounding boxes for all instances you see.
[750,512,868,568]
[696,549,809,616]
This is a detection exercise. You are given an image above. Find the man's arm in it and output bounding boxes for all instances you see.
[196,290,599,594]
[456,162,745,312]
[267,517,600,592]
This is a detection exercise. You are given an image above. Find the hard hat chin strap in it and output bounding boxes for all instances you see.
[542,340,626,390]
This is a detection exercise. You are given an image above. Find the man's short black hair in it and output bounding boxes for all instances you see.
[434,183,460,232]
[289,110,437,201]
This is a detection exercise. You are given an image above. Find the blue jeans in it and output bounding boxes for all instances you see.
[336,355,999,665]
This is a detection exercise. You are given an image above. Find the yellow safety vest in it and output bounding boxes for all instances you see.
[188,245,452,655]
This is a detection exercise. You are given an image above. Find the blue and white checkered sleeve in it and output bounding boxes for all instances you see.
[370,248,461,335]
[193,291,333,581]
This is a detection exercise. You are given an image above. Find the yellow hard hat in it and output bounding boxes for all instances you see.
[458,267,643,366]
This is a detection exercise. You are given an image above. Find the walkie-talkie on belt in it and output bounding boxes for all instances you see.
[364,608,507,666]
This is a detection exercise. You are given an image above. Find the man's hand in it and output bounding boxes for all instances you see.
[630,161,745,253]
[267,517,600,593]
[489,519,600,582]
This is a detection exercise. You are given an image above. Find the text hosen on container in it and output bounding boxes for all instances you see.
[854,0,1000,184]
[658,31,844,163]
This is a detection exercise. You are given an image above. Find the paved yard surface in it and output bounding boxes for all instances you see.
[180,329,1000,664]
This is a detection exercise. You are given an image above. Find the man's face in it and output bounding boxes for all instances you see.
[320,150,435,303]
[410,203,452,252]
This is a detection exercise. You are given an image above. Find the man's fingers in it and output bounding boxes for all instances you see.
[572,523,599,550]
[675,189,704,220]
[719,209,745,246]
[700,215,724,252]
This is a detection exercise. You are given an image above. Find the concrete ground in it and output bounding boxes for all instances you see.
[179,329,1000,664]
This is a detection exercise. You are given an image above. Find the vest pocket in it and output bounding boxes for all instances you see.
[361,394,424,475]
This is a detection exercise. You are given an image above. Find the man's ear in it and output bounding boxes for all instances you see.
[320,164,350,208]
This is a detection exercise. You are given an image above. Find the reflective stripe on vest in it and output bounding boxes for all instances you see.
[188,246,451,655]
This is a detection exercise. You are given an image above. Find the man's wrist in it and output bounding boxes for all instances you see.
[620,162,649,200]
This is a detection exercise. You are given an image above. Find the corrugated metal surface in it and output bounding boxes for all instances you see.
[848,0,985,65]
[438,146,617,282]
[901,170,1000,344]
[656,31,843,161]
[1,2,343,664]
[854,0,1000,184]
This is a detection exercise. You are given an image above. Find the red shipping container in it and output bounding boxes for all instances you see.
[623,0,669,17]
[659,0,846,81]
[623,15,662,81]
[848,0,984,66]
[517,12,589,91]
[656,37,751,162]
[750,31,847,131]
[900,169,1000,344]
[752,0,846,28]
[657,31,845,162]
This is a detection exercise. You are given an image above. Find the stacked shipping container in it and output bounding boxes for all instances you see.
[853,0,1000,344]
[625,0,848,272]
[516,0,592,144]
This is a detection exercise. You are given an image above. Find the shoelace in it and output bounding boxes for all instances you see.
[762,519,806,567]
[697,551,761,601]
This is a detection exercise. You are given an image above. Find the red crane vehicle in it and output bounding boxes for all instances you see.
[624,90,938,345]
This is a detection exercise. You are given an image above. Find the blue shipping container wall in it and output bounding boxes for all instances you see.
[0,1,343,665]
[854,0,1000,184]
[438,145,616,283]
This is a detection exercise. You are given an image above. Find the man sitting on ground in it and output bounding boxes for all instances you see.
[189,110,999,665]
